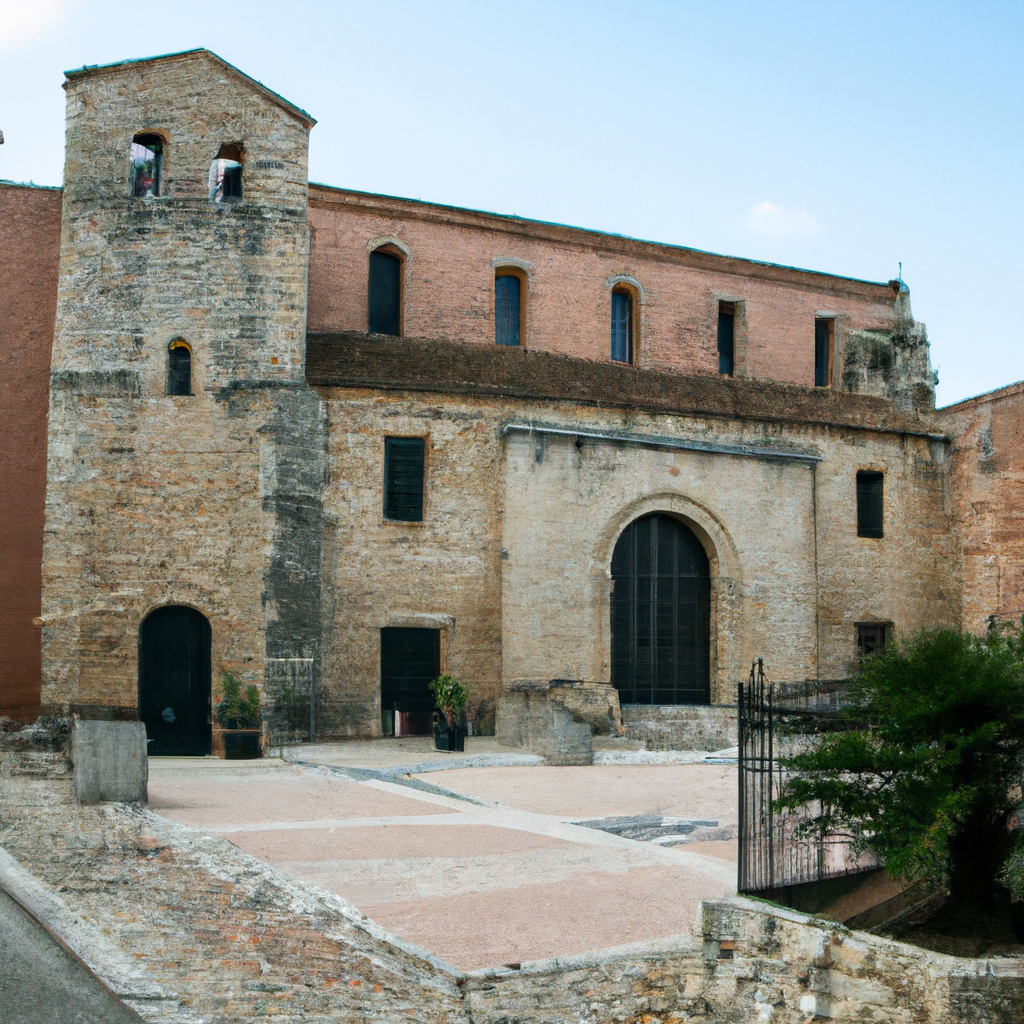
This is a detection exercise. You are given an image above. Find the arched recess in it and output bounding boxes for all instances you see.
[138,606,212,755]
[611,513,711,705]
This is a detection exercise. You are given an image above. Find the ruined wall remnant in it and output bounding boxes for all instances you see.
[937,381,1024,633]
[39,50,325,727]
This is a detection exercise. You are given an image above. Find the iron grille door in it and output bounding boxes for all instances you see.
[138,606,212,756]
[611,513,710,705]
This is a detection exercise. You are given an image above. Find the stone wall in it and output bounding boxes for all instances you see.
[311,338,958,737]
[0,183,62,721]
[307,186,932,405]
[937,381,1024,633]
[622,704,738,751]
[39,51,324,721]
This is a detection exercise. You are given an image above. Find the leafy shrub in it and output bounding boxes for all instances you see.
[429,674,468,728]
[216,671,262,729]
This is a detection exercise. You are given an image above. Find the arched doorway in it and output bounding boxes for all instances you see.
[138,606,212,756]
[611,513,711,705]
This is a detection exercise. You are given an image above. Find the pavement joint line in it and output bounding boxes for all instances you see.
[283,757,495,806]
[204,813,475,834]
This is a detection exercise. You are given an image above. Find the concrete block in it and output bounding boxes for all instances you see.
[71,721,148,804]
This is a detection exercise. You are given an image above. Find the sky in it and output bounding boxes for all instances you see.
[2,0,1021,407]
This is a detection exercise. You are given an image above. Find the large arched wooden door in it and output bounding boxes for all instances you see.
[139,606,212,756]
[611,513,711,705]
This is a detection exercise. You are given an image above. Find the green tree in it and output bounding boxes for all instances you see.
[776,626,1024,909]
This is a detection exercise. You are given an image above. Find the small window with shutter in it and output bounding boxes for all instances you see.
[495,273,521,346]
[856,621,891,659]
[611,288,633,364]
[384,437,426,522]
[856,471,884,538]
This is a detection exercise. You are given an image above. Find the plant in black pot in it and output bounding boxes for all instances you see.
[429,674,468,752]
[216,671,263,760]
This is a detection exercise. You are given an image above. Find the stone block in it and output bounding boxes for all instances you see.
[622,703,737,751]
[496,688,593,766]
[71,720,148,804]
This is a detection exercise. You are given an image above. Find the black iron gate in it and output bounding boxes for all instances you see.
[737,659,877,895]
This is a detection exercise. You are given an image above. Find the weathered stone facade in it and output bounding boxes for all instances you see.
[1,46,1020,745]
[39,52,325,733]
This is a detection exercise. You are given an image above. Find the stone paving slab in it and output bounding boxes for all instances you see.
[411,763,738,822]
[362,861,730,971]
[146,749,737,971]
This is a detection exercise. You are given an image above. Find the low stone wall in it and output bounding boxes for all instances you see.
[496,687,594,765]
[622,703,738,751]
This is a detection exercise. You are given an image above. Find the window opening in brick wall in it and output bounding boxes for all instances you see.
[856,470,884,538]
[718,302,735,376]
[611,288,633,364]
[856,621,891,660]
[167,339,192,396]
[814,318,834,387]
[384,436,425,522]
[209,144,243,202]
[369,249,402,336]
[495,273,522,346]
[130,133,163,197]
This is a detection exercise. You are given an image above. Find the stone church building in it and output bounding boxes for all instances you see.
[1,50,1020,756]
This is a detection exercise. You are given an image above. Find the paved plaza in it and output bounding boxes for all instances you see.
[148,738,738,970]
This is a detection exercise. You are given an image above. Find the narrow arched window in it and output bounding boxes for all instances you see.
[130,134,163,197]
[167,340,192,396]
[495,272,522,346]
[209,144,243,202]
[369,248,402,336]
[611,287,633,363]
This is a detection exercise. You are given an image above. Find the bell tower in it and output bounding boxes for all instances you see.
[42,50,324,753]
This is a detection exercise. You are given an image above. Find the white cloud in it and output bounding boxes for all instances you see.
[0,0,75,52]
[745,201,819,238]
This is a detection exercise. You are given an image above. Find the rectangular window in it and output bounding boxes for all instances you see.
[369,250,402,336]
[717,302,735,376]
[856,622,891,659]
[856,470,884,538]
[384,437,425,522]
[611,290,633,363]
[814,318,833,387]
[495,274,521,346]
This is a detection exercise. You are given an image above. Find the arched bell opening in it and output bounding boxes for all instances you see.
[610,512,711,706]
[138,606,212,755]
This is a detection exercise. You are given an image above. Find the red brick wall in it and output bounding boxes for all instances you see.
[0,184,61,720]
[307,186,899,387]
[939,383,1024,632]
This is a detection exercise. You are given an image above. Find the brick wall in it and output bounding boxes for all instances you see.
[0,184,61,720]
[307,186,928,400]
[938,382,1024,632]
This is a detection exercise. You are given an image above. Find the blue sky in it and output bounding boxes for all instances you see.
[2,1,1021,407]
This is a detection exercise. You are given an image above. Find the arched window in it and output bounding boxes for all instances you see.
[611,513,711,705]
[130,133,163,197]
[209,143,243,202]
[495,270,524,347]
[167,339,192,396]
[368,247,402,336]
[611,286,634,363]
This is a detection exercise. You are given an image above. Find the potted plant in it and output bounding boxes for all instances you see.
[429,674,469,752]
[215,671,263,759]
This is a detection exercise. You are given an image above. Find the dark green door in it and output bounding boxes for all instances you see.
[611,513,711,705]
[380,627,440,735]
[139,607,212,756]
